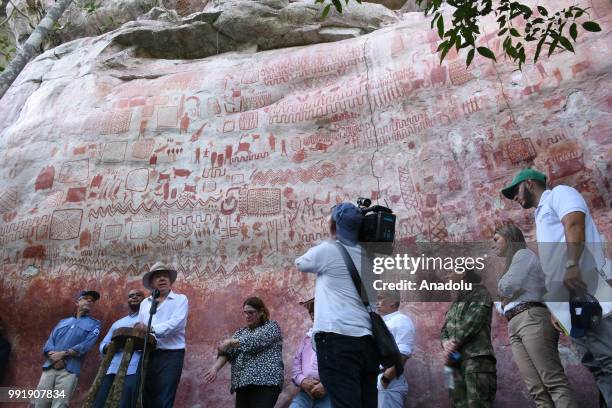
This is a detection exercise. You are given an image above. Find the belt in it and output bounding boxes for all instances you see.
[152,348,185,353]
[504,302,546,322]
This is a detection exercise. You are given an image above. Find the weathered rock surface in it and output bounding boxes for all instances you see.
[0,0,611,407]
[212,0,398,49]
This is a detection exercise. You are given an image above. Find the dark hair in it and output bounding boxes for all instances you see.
[243,296,269,326]
[495,223,528,271]
[532,179,546,190]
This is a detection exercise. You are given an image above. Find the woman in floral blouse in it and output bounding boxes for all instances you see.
[204,296,284,408]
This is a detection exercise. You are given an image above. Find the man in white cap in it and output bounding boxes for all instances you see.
[134,262,188,408]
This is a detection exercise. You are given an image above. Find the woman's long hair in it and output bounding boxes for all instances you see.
[495,223,528,273]
[243,296,270,326]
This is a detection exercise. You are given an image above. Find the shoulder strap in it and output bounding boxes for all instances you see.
[334,241,371,310]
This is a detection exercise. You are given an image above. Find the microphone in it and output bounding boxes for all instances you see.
[150,289,161,315]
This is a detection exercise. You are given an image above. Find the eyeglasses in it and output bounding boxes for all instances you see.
[243,310,258,316]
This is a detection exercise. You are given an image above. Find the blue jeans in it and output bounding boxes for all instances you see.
[289,390,332,408]
[94,373,139,408]
[143,349,185,408]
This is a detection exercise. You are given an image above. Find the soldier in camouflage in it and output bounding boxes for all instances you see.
[440,269,497,408]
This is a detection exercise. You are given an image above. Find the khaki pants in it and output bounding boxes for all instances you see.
[33,368,78,408]
[508,306,577,408]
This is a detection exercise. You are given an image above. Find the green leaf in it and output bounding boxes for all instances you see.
[440,43,451,62]
[582,21,601,32]
[537,6,548,16]
[332,0,342,13]
[510,28,520,37]
[559,36,574,52]
[437,15,445,38]
[431,14,438,30]
[498,28,508,36]
[477,46,496,61]
[436,41,447,52]
[322,4,331,18]
[548,37,559,56]
[570,23,577,41]
[466,48,475,67]
[507,45,517,58]
[518,4,532,17]
[534,36,546,61]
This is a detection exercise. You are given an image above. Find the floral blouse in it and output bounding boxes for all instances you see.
[224,320,284,393]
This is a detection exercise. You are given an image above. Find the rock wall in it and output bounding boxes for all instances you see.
[0,0,610,406]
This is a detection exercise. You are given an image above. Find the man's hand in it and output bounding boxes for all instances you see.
[300,378,319,398]
[310,382,326,399]
[442,340,458,365]
[133,322,147,331]
[563,265,587,293]
[48,351,66,363]
[442,340,457,355]
[380,367,396,389]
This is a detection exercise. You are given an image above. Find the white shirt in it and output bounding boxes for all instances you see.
[535,185,610,315]
[295,240,372,337]
[382,310,415,358]
[496,249,547,314]
[99,313,141,375]
[138,290,188,350]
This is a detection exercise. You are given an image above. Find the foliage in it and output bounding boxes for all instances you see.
[318,0,603,68]
[0,32,17,72]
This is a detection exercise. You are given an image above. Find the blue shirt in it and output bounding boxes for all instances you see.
[99,313,141,376]
[42,315,101,375]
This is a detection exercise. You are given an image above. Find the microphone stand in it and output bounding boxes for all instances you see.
[137,290,160,408]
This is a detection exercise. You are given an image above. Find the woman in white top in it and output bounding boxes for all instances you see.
[494,224,577,408]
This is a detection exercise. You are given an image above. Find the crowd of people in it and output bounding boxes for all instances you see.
[7,167,610,408]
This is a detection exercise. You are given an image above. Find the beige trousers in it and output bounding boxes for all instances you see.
[508,306,577,408]
[33,368,78,408]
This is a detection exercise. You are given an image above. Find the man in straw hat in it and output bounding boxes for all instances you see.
[134,262,188,408]
[501,167,612,406]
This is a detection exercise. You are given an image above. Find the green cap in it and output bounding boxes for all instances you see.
[501,168,547,199]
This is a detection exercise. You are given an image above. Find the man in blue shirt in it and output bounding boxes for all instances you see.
[94,288,145,408]
[34,290,101,408]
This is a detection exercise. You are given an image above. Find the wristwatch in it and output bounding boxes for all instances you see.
[565,260,577,269]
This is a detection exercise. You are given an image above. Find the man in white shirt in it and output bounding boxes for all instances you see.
[375,290,415,408]
[94,289,145,408]
[134,262,189,408]
[502,168,612,406]
[295,202,379,408]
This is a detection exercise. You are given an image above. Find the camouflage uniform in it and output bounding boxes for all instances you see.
[441,283,497,408]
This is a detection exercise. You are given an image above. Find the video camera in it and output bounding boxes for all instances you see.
[356,197,396,243]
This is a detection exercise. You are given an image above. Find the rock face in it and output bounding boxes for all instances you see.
[0,0,611,407]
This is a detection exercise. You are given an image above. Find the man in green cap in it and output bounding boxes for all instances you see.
[501,167,612,406]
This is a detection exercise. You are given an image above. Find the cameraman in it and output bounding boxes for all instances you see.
[295,202,379,408]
